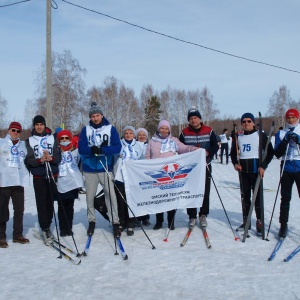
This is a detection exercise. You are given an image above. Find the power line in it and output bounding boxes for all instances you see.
[60,0,300,74]
[0,0,30,8]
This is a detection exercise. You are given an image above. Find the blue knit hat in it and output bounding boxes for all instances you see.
[241,113,255,124]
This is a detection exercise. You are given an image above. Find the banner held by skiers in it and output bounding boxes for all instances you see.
[122,149,206,217]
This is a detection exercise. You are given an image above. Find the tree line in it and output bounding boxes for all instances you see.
[0,50,299,138]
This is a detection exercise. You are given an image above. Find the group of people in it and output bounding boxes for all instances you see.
[1,104,300,248]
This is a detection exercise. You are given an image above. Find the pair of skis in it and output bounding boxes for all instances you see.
[81,233,128,260]
[268,238,300,262]
[180,223,211,248]
[33,230,81,265]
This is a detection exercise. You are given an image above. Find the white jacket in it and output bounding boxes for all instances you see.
[0,135,29,187]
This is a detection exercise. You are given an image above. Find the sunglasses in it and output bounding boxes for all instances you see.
[60,136,70,141]
[242,120,252,124]
[11,129,21,133]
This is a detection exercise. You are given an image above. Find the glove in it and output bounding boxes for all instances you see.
[101,140,108,147]
[284,131,296,142]
[91,146,102,155]
[290,133,300,144]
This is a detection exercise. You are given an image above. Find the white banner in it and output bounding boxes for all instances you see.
[122,149,206,217]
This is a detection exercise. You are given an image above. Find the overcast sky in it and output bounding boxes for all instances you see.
[1,0,300,125]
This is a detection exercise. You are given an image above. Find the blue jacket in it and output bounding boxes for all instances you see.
[78,117,121,173]
[274,127,300,173]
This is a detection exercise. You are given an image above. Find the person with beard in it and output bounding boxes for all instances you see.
[56,129,83,237]
[231,112,274,235]
[179,107,219,230]
[274,109,300,238]
[0,122,30,248]
[25,115,61,244]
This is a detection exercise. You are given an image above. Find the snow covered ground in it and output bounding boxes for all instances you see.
[1,156,300,300]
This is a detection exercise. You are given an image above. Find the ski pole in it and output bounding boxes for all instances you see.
[103,156,118,256]
[206,164,239,241]
[98,158,156,250]
[45,162,81,256]
[265,143,289,241]
[45,162,62,258]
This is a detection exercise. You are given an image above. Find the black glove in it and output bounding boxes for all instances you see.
[284,131,296,142]
[91,145,102,155]
[101,140,108,147]
[290,133,300,143]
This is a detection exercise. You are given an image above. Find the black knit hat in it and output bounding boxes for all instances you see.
[240,113,255,124]
[33,115,46,127]
[187,107,201,121]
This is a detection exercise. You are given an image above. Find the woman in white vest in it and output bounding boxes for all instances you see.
[114,126,144,236]
[0,122,30,248]
[135,127,151,226]
[56,130,83,237]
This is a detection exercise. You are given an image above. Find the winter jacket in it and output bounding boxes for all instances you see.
[145,133,198,159]
[274,124,300,173]
[78,117,121,173]
[179,124,219,163]
[230,128,274,173]
[25,127,61,178]
[0,135,29,187]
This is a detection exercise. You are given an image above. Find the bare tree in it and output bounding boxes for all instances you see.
[199,87,219,125]
[0,92,8,129]
[86,76,141,132]
[23,98,38,129]
[267,85,294,128]
[35,50,87,131]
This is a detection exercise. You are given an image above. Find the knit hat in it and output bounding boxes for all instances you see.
[8,121,22,132]
[55,127,63,134]
[240,113,255,124]
[33,115,46,126]
[89,102,103,118]
[157,120,171,131]
[122,126,136,137]
[136,128,149,139]
[285,108,300,119]
[187,106,201,121]
[57,129,73,141]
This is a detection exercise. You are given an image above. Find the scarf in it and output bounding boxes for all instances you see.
[151,134,178,154]
[121,139,139,161]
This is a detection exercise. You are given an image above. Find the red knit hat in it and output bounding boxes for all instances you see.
[57,129,73,141]
[285,109,300,119]
[8,121,22,132]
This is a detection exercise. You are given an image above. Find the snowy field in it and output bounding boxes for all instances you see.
[1,156,300,300]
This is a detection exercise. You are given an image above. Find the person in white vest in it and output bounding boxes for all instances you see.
[230,112,274,235]
[114,126,144,236]
[135,127,151,226]
[25,115,61,244]
[0,122,30,248]
[78,102,122,237]
[274,108,300,238]
[219,128,229,164]
[56,129,83,237]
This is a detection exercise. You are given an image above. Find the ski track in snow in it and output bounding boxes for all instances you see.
[1,157,300,300]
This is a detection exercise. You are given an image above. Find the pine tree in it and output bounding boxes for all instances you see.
[144,96,162,137]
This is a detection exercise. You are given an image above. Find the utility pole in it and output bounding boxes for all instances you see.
[46,0,52,129]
